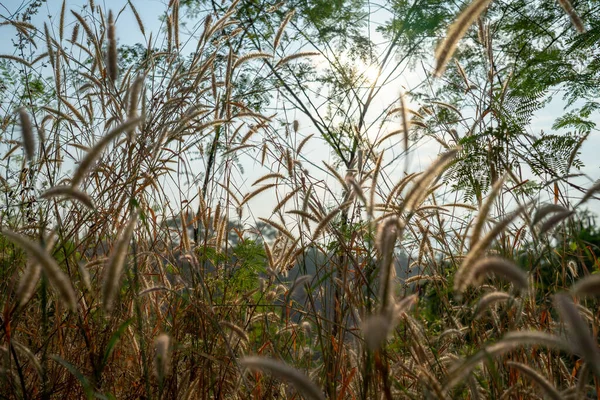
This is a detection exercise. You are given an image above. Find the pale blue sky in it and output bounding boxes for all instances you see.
[2,0,599,221]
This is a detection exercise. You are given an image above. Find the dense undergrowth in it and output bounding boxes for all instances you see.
[1,0,600,399]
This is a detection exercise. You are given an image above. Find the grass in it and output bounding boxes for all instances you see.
[0,0,599,399]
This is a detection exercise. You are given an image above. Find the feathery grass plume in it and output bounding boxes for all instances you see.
[273,10,295,53]
[219,321,249,343]
[454,206,524,295]
[275,51,320,68]
[285,149,294,175]
[240,356,325,400]
[403,148,458,212]
[107,10,117,82]
[470,174,505,248]
[394,293,418,318]
[17,262,41,307]
[385,172,418,206]
[233,52,272,70]
[434,0,493,77]
[346,173,367,207]
[154,333,171,381]
[172,0,179,49]
[398,91,410,155]
[59,0,66,41]
[41,185,95,209]
[296,133,314,155]
[128,0,145,35]
[577,180,600,206]
[361,313,393,350]
[18,108,35,163]
[77,261,91,292]
[538,210,573,235]
[287,275,312,300]
[241,183,277,207]
[557,0,585,33]
[312,206,343,240]
[444,330,570,390]
[258,217,295,241]
[532,203,569,227]
[467,256,527,292]
[323,161,349,191]
[0,55,31,67]
[506,361,562,400]
[102,213,138,312]
[71,117,140,186]
[376,217,404,310]
[473,291,513,319]
[71,11,95,44]
[2,229,77,312]
[571,274,600,297]
[273,186,301,214]
[43,22,55,67]
[554,293,600,375]
[128,75,144,119]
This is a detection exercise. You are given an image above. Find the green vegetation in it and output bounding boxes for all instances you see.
[1,0,600,398]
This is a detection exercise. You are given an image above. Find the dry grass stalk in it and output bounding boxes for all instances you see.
[434,0,493,77]
[41,185,95,209]
[553,293,600,375]
[240,356,325,400]
[2,229,77,312]
[506,361,562,400]
[273,10,295,53]
[102,213,138,311]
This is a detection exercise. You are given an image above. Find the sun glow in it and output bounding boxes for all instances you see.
[361,63,381,84]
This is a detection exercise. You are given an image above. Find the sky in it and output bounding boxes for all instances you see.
[2,0,599,225]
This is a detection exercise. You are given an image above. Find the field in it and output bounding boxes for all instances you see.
[1,0,600,398]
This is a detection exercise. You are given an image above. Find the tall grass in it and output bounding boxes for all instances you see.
[0,1,599,399]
